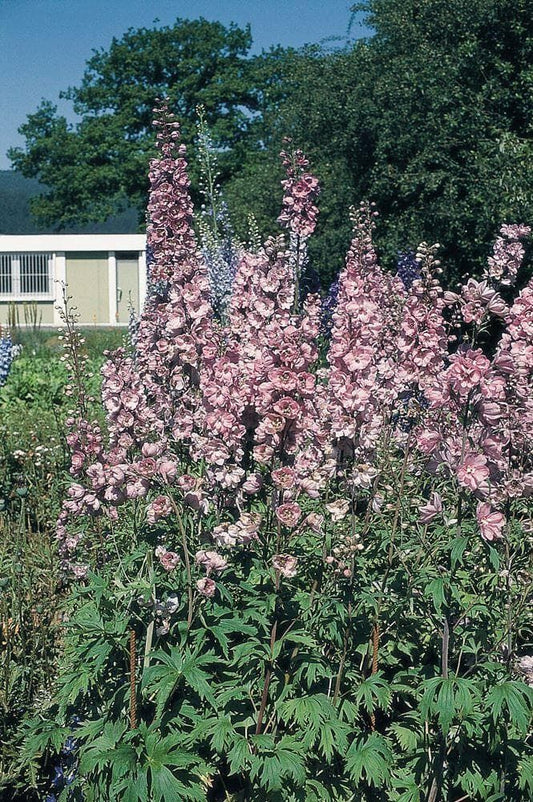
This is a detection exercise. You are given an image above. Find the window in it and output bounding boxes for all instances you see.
[0,253,53,298]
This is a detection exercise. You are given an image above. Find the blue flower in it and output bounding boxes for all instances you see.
[201,200,239,320]
[396,251,421,291]
[51,764,64,788]
[320,279,340,337]
[62,735,78,755]
[0,335,14,387]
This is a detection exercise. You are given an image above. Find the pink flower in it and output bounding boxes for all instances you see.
[195,550,228,575]
[325,499,350,522]
[155,545,180,571]
[183,490,209,513]
[272,554,298,578]
[447,349,490,397]
[303,512,324,533]
[157,458,178,482]
[242,473,263,494]
[456,453,490,491]
[72,563,89,579]
[418,492,443,523]
[196,577,216,597]
[476,502,505,541]
[271,467,296,489]
[177,475,196,492]
[146,495,172,524]
[275,502,301,528]
[273,397,301,417]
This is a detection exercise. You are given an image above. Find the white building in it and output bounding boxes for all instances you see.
[0,234,146,326]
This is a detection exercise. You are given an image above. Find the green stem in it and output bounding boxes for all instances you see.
[168,495,194,630]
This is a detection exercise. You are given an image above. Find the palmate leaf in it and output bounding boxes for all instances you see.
[227,734,252,776]
[338,698,360,723]
[278,692,352,761]
[278,692,336,727]
[118,771,148,802]
[231,638,265,666]
[518,753,533,795]
[248,734,307,792]
[345,732,392,788]
[142,645,216,717]
[420,676,479,735]
[457,765,500,798]
[353,672,392,714]
[78,720,129,773]
[317,718,350,762]
[485,680,533,735]
[149,764,206,801]
[293,654,331,688]
[388,721,421,752]
[206,614,257,657]
[389,774,422,802]
[210,715,238,753]
[20,718,70,759]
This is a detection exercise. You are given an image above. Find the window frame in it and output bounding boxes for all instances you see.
[0,252,55,301]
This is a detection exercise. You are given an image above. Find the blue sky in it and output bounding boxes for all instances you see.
[0,0,370,170]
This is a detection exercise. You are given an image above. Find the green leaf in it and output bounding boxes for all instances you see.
[388,722,420,752]
[425,577,445,614]
[450,535,469,568]
[142,646,216,717]
[517,754,533,794]
[150,764,205,802]
[421,675,478,735]
[227,736,251,776]
[345,733,392,787]
[210,716,237,754]
[485,681,533,735]
[353,673,392,714]
[248,737,307,792]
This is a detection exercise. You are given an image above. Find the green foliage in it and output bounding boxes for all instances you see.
[10,4,532,286]
[8,18,267,228]
[0,328,124,798]
[9,462,531,800]
[227,0,533,286]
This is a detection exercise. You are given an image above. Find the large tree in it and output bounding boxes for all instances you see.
[230,0,532,285]
[8,18,273,227]
[351,0,533,281]
[9,4,532,286]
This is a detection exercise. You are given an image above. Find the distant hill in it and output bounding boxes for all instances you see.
[0,171,140,234]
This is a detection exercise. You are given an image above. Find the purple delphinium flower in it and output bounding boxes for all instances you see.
[396,251,421,291]
[320,279,339,337]
[0,334,14,387]
[202,200,239,320]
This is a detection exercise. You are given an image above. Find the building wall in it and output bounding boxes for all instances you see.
[116,255,140,323]
[65,253,109,325]
[0,300,55,326]
[0,235,146,327]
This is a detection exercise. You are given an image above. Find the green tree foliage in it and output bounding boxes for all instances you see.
[246,0,533,284]
[354,0,533,281]
[8,18,266,227]
[9,3,533,284]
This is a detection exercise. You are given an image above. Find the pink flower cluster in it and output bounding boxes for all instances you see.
[484,224,531,286]
[58,102,532,577]
[277,146,320,238]
[325,203,408,463]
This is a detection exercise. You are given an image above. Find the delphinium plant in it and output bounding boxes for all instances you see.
[15,102,533,802]
[195,106,241,322]
[0,328,16,388]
